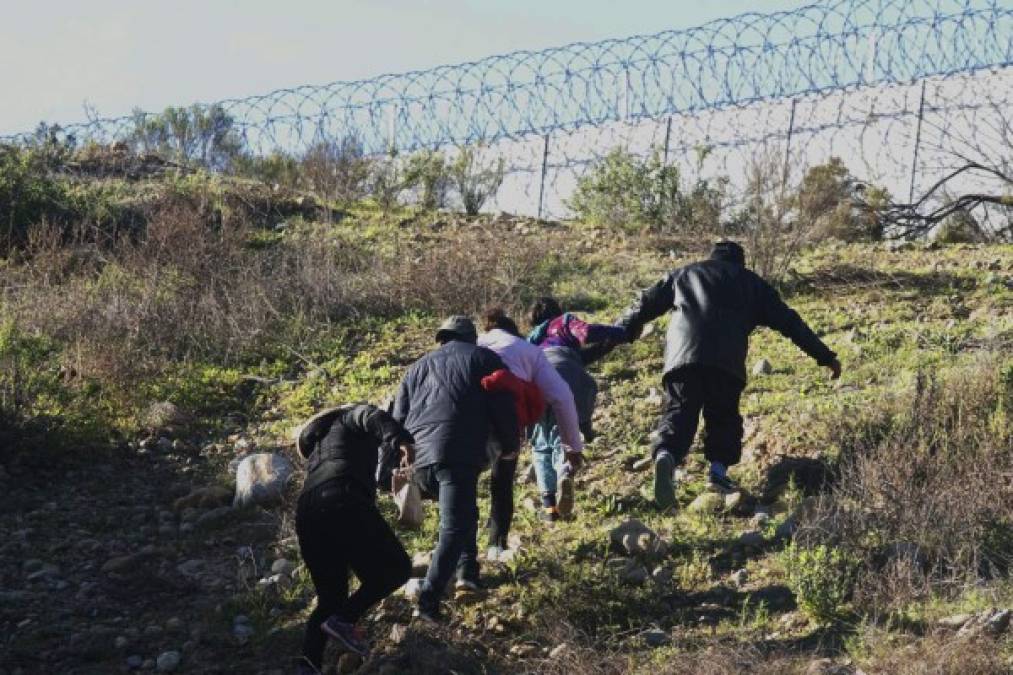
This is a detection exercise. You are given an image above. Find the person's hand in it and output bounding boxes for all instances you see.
[399,443,414,466]
[826,358,842,380]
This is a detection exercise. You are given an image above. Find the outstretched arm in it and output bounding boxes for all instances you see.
[532,353,583,454]
[616,272,677,341]
[757,279,841,378]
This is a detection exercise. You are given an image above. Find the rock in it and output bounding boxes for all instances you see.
[620,562,650,586]
[403,578,424,601]
[257,573,291,592]
[730,569,748,589]
[196,505,234,529]
[389,623,408,644]
[750,512,771,529]
[176,559,205,578]
[142,659,155,670]
[336,653,362,673]
[983,608,1011,635]
[738,530,765,548]
[26,563,60,580]
[723,491,746,513]
[156,437,174,453]
[22,559,44,574]
[270,558,297,577]
[549,643,569,658]
[165,617,183,632]
[411,551,432,576]
[126,655,143,669]
[774,516,798,542]
[142,401,188,429]
[688,492,724,514]
[155,651,181,672]
[173,486,233,512]
[509,643,537,658]
[937,613,973,629]
[233,453,295,507]
[609,519,661,556]
[645,388,663,406]
[233,622,255,644]
[115,635,129,649]
[642,628,669,647]
[752,358,773,376]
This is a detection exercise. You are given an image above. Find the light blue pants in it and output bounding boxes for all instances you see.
[530,420,567,497]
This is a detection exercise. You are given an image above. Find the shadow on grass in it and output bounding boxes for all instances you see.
[784,264,977,298]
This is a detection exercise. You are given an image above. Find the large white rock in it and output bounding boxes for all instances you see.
[233,453,294,508]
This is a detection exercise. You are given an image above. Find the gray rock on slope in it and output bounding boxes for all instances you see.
[233,453,294,507]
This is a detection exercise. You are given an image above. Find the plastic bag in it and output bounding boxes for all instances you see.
[392,463,424,529]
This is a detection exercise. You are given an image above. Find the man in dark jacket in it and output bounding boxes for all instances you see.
[617,241,842,509]
[294,404,414,672]
[392,315,519,621]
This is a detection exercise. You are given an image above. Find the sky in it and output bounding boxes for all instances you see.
[0,0,809,136]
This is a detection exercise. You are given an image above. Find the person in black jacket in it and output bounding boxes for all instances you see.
[616,241,842,509]
[293,404,414,673]
[392,315,519,622]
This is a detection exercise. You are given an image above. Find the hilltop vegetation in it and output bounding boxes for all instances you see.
[0,139,1011,674]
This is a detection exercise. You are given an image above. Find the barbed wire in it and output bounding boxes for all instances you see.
[3,0,1012,223]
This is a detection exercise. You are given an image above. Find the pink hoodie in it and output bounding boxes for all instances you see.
[477,329,584,454]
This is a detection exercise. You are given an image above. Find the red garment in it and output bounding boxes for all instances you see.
[481,369,546,427]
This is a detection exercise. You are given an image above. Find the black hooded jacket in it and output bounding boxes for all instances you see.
[298,404,413,498]
[617,248,836,383]
[392,340,519,469]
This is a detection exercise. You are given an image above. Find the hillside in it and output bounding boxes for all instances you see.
[1,170,1012,675]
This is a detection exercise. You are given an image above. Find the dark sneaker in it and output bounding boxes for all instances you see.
[707,470,739,494]
[320,616,369,657]
[455,577,481,592]
[653,452,676,510]
[556,474,575,518]
[413,603,442,624]
[539,506,560,522]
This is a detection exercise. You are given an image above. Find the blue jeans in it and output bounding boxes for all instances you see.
[530,420,567,497]
[412,463,480,609]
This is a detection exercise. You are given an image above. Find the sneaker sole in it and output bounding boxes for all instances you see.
[320,624,369,658]
[654,456,676,510]
[557,476,574,518]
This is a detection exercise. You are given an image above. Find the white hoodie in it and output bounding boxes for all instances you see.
[477,328,584,454]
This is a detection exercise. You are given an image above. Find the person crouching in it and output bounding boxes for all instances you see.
[294,404,414,673]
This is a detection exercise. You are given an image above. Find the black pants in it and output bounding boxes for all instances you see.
[651,364,745,467]
[295,480,410,669]
[412,463,480,608]
[488,455,518,549]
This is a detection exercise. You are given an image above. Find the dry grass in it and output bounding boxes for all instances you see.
[797,357,1013,611]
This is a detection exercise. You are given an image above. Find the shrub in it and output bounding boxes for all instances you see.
[569,147,726,231]
[369,156,408,215]
[450,146,504,216]
[797,358,1013,611]
[0,144,72,250]
[568,148,675,229]
[231,151,303,189]
[781,541,860,624]
[129,104,244,171]
[404,149,450,210]
[301,135,372,207]
[794,158,885,242]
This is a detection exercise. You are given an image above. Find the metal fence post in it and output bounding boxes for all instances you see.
[783,98,798,188]
[387,105,398,155]
[537,133,550,220]
[908,80,928,203]
[662,116,673,165]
